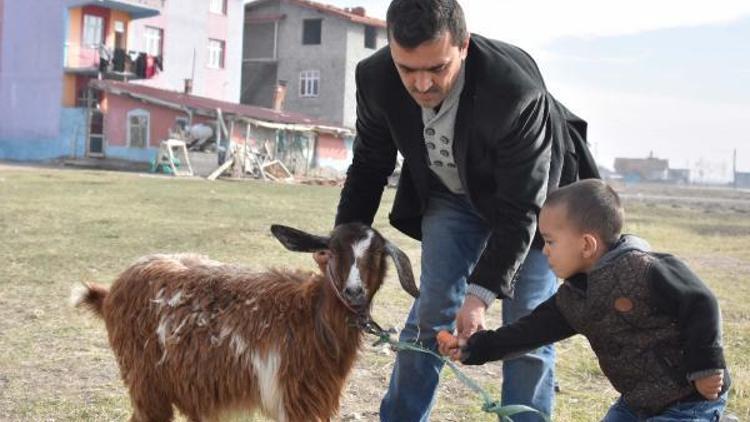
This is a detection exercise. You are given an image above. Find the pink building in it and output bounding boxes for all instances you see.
[90,79,353,174]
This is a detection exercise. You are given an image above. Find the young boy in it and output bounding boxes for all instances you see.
[441,179,730,420]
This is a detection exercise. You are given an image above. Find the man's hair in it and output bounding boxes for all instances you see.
[544,179,624,246]
[386,0,468,49]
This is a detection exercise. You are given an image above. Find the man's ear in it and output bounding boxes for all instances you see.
[459,36,469,60]
[581,233,600,259]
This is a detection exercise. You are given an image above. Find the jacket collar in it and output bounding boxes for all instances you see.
[591,234,651,272]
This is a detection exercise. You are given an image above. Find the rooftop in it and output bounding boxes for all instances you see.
[246,0,386,28]
[90,79,350,132]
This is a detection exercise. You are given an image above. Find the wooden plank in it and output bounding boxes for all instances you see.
[207,157,234,181]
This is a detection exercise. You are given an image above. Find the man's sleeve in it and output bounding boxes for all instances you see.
[335,61,398,227]
[649,254,726,372]
[462,295,576,365]
[468,93,552,299]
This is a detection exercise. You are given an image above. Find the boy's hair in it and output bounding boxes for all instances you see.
[386,0,468,49]
[544,179,624,246]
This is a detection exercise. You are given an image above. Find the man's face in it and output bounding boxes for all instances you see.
[389,31,469,109]
[539,204,590,280]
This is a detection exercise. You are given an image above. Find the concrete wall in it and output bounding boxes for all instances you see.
[314,133,352,172]
[242,2,280,107]
[343,24,387,129]
[0,1,70,149]
[129,0,244,103]
[101,92,217,162]
[241,61,277,107]
[241,1,386,129]
[275,3,348,125]
[0,108,87,161]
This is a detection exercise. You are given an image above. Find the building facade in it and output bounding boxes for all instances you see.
[242,0,387,129]
[90,79,353,175]
[0,0,243,162]
[129,0,244,103]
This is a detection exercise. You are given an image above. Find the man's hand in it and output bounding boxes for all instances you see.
[695,372,724,400]
[456,294,487,340]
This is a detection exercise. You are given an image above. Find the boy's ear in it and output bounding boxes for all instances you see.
[581,233,600,259]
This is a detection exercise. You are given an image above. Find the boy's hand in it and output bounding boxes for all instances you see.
[436,330,464,361]
[695,372,724,400]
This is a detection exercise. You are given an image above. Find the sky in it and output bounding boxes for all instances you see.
[323,0,750,182]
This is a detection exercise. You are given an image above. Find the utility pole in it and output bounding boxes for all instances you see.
[733,149,737,189]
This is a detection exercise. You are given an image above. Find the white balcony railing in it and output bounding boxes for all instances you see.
[64,43,101,70]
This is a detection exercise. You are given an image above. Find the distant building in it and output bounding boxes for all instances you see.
[597,165,620,181]
[128,0,244,103]
[736,172,750,189]
[613,153,694,184]
[667,168,691,184]
[0,0,160,162]
[0,0,245,163]
[241,0,387,129]
[88,79,353,174]
[614,154,669,183]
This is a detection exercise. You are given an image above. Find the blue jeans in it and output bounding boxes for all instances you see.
[380,191,557,421]
[602,393,728,421]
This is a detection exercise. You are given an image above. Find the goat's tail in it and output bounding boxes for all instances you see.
[69,282,109,318]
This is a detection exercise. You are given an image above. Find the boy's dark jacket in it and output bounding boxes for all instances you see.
[463,235,730,415]
[335,34,599,299]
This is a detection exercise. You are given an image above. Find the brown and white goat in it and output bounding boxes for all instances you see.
[71,223,418,422]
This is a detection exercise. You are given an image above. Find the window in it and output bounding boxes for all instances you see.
[127,109,150,148]
[302,19,322,45]
[207,39,225,69]
[82,15,104,47]
[364,26,377,49]
[299,70,320,97]
[209,0,227,15]
[144,26,163,56]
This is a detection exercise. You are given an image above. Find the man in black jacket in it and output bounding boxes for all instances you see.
[334,0,598,420]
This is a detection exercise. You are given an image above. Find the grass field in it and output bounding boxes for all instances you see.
[0,164,748,421]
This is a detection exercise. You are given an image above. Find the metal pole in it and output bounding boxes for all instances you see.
[733,148,737,189]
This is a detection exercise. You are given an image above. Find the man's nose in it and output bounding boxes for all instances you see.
[413,72,433,93]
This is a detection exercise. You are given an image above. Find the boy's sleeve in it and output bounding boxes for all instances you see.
[649,254,726,373]
[461,294,576,365]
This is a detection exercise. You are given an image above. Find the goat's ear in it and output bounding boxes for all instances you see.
[271,225,329,252]
[385,241,419,298]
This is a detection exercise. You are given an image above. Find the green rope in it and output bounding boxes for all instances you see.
[371,331,551,422]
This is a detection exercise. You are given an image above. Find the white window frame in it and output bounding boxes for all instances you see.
[83,14,104,47]
[207,39,225,69]
[209,0,227,15]
[299,70,320,98]
[144,26,163,56]
[127,109,150,148]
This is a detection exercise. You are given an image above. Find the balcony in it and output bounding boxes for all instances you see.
[64,43,159,82]
[74,0,163,19]
[64,43,102,72]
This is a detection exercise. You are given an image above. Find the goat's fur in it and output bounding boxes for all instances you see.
[71,223,416,422]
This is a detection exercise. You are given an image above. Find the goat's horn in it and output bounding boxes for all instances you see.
[384,241,419,298]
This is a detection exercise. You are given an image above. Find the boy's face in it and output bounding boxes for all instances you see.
[539,203,591,279]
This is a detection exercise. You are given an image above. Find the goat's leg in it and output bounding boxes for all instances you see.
[127,383,174,422]
[129,405,174,422]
